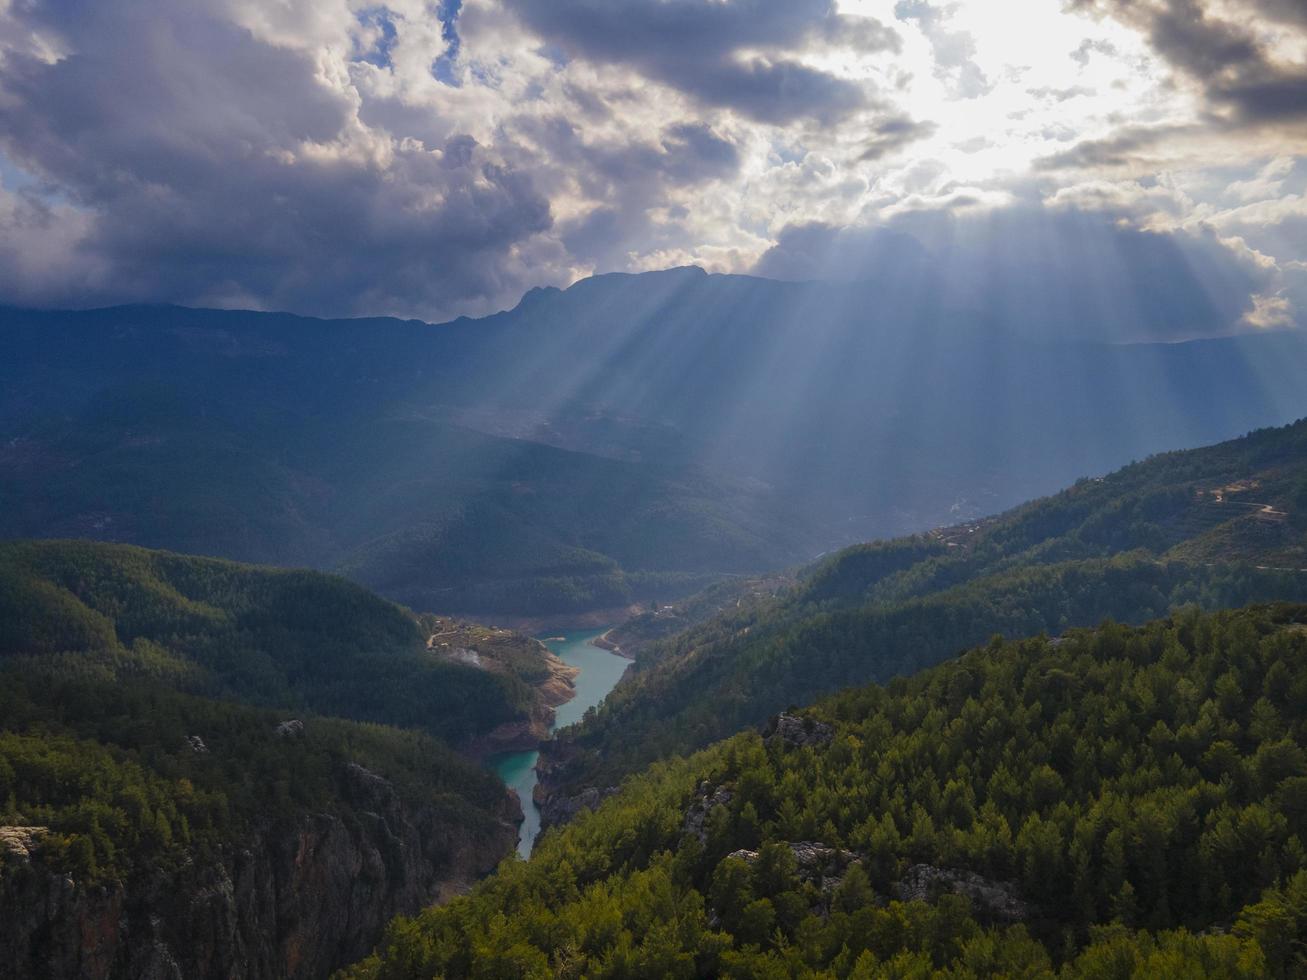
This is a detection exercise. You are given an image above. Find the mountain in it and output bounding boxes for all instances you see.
[0,539,572,750]
[538,418,1307,801]
[0,540,587,976]
[344,603,1307,977]
[0,381,808,616]
[5,269,1307,616]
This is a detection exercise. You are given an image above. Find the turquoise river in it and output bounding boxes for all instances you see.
[487,628,627,858]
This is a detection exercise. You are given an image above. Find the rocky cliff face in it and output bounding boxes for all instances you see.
[0,764,516,980]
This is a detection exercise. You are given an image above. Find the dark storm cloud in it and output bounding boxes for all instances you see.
[1033,124,1187,170]
[1073,0,1307,125]
[510,114,740,195]
[501,0,897,124]
[507,114,741,264]
[860,115,938,161]
[1252,0,1307,27]
[0,2,554,317]
[660,124,742,182]
[752,206,1280,341]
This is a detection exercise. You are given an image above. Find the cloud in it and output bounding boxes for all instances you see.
[1026,85,1094,104]
[893,0,991,99]
[0,0,1299,322]
[860,115,938,161]
[751,221,932,282]
[751,205,1286,341]
[1227,156,1297,201]
[1071,0,1307,125]
[1033,125,1190,170]
[501,0,897,124]
[0,0,912,316]
[0,1,565,319]
[1070,38,1117,67]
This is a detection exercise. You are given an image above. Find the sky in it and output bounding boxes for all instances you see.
[0,0,1304,338]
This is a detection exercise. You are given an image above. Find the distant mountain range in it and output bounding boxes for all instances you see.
[5,267,1307,615]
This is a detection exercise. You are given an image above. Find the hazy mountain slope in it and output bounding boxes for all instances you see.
[4,270,1307,615]
[540,419,1307,796]
[450,269,1307,530]
[0,388,812,614]
[347,604,1307,978]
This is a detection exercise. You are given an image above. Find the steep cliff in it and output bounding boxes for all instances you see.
[0,762,516,980]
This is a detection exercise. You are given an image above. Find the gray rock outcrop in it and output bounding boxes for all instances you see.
[894,864,1030,922]
[763,713,834,750]
[682,782,735,843]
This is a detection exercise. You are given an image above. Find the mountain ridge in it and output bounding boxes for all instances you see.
[537,416,1307,802]
[5,270,1307,617]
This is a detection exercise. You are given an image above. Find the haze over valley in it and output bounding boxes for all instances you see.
[6,274,1307,620]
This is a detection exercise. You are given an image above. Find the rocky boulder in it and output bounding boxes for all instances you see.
[724,840,859,892]
[763,712,834,750]
[535,785,617,831]
[894,864,1031,923]
[682,782,735,843]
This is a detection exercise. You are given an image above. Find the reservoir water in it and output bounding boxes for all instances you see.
[487,628,626,858]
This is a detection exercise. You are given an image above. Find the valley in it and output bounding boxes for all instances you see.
[488,629,628,857]
[346,603,1307,978]
[7,2,1307,975]
[5,365,1307,977]
[5,299,1307,977]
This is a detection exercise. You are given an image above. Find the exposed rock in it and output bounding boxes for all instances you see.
[763,712,834,750]
[532,734,621,832]
[723,840,859,891]
[0,765,516,980]
[536,650,581,709]
[682,781,735,843]
[535,784,618,831]
[186,735,208,754]
[894,864,1031,922]
[461,648,579,757]
[0,826,48,863]
[590,629,634,660]
[275,719,305,738]
[790,841,859,877]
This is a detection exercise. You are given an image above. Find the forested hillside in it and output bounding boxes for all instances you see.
[0,661,517,978]
[542,419,1307,797]
[346,603,1307,978]
[0,542,528,976]
[0,540,559,747]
